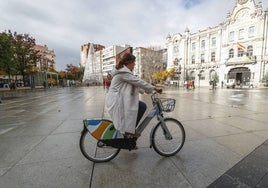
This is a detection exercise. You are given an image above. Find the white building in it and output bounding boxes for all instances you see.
[166,0,268,87]
[102,44,131,75]
[81,44,131,83]
[81,43,105,83]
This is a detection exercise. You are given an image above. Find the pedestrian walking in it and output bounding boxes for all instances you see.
[192,80,195,89]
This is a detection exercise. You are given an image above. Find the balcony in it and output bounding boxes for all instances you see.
[225,55,256,66]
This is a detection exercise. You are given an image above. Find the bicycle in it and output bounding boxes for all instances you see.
[79,92,185,163]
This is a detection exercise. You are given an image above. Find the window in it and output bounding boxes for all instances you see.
[246,45,253,58]
[210,70,217,81]
[200,70,205,80]
[192,42,196,51]
[201,54,205,63]
[190,71,195,81]
[229,49,234,58]
[248,26,254,37]
[173,45,179,52]
[229,31,234,41]
[201,40,205,49]
[191,55,195,64]
[211,52,216,62]
[211,37,216,47]
[238,49,244,57]
[239,29,245,39]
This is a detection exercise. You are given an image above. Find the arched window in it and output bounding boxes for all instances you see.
[247,45,253,58]
[210,70,218,81]
[200,70,205,80]
[191,55,195,64]
[229,49,234,58]
[190,71,195,80]
[238,49,244,57]
[211,52,215,62]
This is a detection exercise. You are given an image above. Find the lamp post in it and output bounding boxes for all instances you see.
[174,58,182,87]
[198,73,201,88]
[178,64,181,88]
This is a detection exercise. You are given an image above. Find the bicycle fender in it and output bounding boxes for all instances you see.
[83,119,123,140]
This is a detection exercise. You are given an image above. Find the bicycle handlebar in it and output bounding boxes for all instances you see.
[153,88,162,94]
[151,89,162,102]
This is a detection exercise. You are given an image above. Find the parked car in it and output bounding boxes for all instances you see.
[0,83,10,88]
[226,79,235,89]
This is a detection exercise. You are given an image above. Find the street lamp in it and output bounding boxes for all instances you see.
[178,64,182,88]
[174,58,182,87]
[198,73,201,88]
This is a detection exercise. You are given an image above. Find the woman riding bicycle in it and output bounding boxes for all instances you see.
[106,53,161,138]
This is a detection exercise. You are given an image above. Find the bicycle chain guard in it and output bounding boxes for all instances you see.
[98,138,136,150]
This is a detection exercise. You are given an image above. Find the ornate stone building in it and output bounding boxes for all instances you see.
[34,44,56,71]
[166,0,268,87]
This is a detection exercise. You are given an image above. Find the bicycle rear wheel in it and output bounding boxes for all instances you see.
[79,129,120,163]
[151,118,185,157]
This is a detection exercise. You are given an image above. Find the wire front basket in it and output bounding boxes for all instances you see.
[159,98,176,112]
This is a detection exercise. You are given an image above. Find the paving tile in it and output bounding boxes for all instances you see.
[255,173,268,188]
[216,116,268,132]
[226,155,268,187]
[0,157,92,188]
[17,133,82,165]
[208,139,268,188]
[214,133,266,156]
[0,135,44,168]
[208,174,252,188]
[91,149,192,188]
[185,119,244,138]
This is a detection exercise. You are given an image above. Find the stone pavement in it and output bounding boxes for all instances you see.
[0,86,267,188]
[208,139,268,187]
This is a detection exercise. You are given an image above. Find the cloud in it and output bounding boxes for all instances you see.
[1,0,267,70]
[182,0,201,9]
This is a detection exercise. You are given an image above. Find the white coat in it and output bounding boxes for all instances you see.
[106,66,155,134]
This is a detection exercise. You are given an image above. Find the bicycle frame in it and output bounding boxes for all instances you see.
[136,94,173,146]
[83,93,173,149]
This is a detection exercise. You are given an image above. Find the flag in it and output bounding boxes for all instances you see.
[237,42,247,52]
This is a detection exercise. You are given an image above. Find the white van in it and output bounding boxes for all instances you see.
[226,79,235,88]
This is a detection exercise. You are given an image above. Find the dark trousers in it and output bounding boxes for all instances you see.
[136,101,147,126]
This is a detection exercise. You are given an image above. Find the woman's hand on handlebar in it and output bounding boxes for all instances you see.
[154,88,162,94]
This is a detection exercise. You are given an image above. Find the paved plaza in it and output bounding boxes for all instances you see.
[0,86,267,188]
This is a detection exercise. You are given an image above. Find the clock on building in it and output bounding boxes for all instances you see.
[238,0,248,5]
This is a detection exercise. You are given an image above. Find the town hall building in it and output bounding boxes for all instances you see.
[166,0,268,87]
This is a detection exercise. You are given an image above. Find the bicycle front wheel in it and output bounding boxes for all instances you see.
[79,130,120,163]
[151,118,185,157]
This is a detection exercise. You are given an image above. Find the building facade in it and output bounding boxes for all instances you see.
[80,43,105,83]
[102,44,131,75]
[133,47,164,82]
[81,44,131,83]
[166,0,268,87]
[34,44,56,71]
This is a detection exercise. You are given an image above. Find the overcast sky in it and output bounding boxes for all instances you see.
[1,0,267,70]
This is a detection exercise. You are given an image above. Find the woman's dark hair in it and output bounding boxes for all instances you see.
[116,53,136,69]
